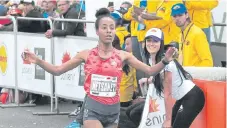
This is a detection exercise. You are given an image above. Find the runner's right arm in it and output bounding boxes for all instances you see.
[23,50,88,76]
[37,50,88,76]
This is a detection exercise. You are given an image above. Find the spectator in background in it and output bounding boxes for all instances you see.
[120,35,138,108]
[107,1,114,13]
[71,0,85,18]
[2,0,10,7]
[184,0,219,44]
[0,7,23,31]
[15,0,46,33]
[171,3,213,67]
[0,4,7,16]
[111,10,130,50]
[120,1,132,11]
[134,0,182,46]
[0,5,10,25]
[45,0,85,38]
[119,1,132,33]
[42,0,59,18]
[0,0,8,5]
[40,0,47,11]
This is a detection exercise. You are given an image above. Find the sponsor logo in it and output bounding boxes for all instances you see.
[0,43,7,75]
[146,96,165,126]
[149,98,160,113]
[60,52,75,81]
[173,5,180,10]
[62,52,71,63]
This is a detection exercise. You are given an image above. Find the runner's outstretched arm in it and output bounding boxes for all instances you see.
[22,50,88,76]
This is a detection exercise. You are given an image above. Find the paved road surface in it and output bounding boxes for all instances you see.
[0,102,136,128]
[0,103,76,128]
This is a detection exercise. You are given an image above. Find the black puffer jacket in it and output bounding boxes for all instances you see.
[18,8,46,33]
[52,7,86,37]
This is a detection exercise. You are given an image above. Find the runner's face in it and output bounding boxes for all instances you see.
[145,37,161,54]
[96,17,116,44]
[172,13,188,27]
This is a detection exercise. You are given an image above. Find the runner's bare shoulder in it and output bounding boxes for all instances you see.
[119,50,132,62]
[74,49,90,62]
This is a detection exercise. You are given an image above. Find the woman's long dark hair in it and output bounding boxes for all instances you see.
[143,37,165,97]
[173,59,193,86]
[122,35,131,75]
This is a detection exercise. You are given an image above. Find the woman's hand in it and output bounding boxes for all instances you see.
[164,47,177,62]
[138,78,148,85]
[162,119,172,128]
[21,50,39,64]
[138,77,152,85]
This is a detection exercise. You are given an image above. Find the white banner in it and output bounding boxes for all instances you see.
[54,36,98,101]
[139,85,166,128]
[17,33,52,96]
[0,33,16,88]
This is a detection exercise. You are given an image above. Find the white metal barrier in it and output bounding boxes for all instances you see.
[17,33,53,96]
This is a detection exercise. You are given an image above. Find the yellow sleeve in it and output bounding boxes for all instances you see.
[144,19,169,29]
[194,30,214,67]
[123,7,133,21]
[123,0,141,21]
[132,68,138,91]
[185,0,219,10]
[144,1,179,29]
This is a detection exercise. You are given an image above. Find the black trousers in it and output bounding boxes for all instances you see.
[125,101,145,127]
[171,85,205,128]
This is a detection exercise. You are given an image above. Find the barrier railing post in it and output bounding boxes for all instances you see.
[12,16,19,105]
[32,18,55,115]
[49,18,54,114]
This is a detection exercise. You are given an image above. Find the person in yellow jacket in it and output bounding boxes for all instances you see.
[120,35,138,107]
[184,0,219,44]
[171,3,213,67]
[111,10,130,50]
[123,0,142,62]
[136,0,182,45]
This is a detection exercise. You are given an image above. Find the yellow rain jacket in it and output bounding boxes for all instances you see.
[185,0,219,28]
[120,66,138,102]
[123,0,140,37]
[140,0,182,44]
[115,27,130,48]
[179,23,213,66]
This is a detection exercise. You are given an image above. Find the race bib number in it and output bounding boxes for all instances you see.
[90,74,117,97]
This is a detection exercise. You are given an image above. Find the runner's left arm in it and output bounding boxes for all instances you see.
[123,48,175,76]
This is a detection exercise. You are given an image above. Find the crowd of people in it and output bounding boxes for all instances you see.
[0,0,220,128]
[0,0,85,36]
